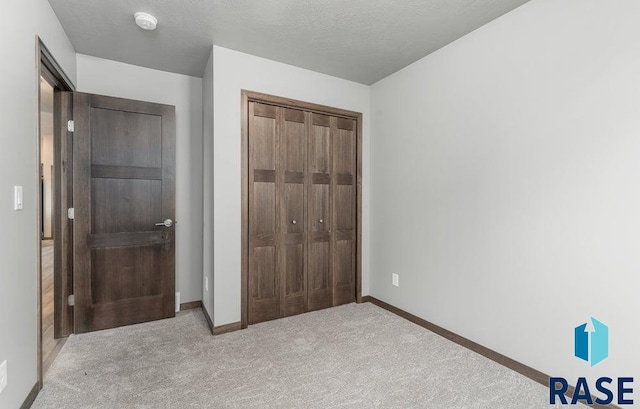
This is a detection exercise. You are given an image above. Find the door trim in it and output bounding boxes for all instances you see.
[36,36,75,390]
[240,90,363,329]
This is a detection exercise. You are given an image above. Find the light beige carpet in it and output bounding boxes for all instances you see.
[33,303,574,408]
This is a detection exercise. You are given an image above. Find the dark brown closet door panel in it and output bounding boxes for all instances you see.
[281,243,305,317]
[336,117,355,131]
[334,126,355,174]
[331,117,356,307]
[250,246,279,324]
[251,103,277,171]
[245,92,360,326]
[334,240,355,306]
[335,186,354,231]
[279,108,307,317]
[310,184,329,232]
[249,102,280,324]
[310,115,330,173]
[307,112,332,313]
[312,113,331,127]
[281,182,305,317]
[252,183,276,235]
[254,102,277,119]
[281,110,305,238]
[284,184,304,234]
[307,241,331,311]
[283,245,304,295]
[252,128,276,170]
[282,109,305,171]
[253,248,277,299]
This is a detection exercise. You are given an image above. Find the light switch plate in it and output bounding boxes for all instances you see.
[14,186,23,210]
[392,273,399,287]
[0,360,7,394]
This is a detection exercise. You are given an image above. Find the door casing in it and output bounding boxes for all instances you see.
[240,90,363,329]
[36,37,75,389]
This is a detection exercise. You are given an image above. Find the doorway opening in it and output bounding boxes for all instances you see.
[39,75,57,373]
[37,38,75,387]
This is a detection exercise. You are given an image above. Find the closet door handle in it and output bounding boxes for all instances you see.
[291,220,297,225]
[318,219,324,224]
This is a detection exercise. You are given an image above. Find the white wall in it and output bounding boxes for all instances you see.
[76,54,204,303]
[0,0,76,407]
[370,0,640,396]
[202,48,214,320]
[211,46,371,326]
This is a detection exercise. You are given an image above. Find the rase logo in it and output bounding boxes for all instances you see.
[549,318,634,406]
[574,317,608,367]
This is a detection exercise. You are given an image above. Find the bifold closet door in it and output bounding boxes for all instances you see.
[332,117,357,306]
[280,108,307,318]
[248,102,308,324]
[248,99,356,324]
[248,102,279,324]
[307,114,357,311]
[307,114,332,311]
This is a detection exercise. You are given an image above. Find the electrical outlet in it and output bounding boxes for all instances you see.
[0,360,7,395]
[175,292,180,312]
[205,277,209,292]
[392,273,399,287]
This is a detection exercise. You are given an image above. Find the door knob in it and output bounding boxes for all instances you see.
[318,219,324,224]
[292,220,297,225]
[155,219,173,228]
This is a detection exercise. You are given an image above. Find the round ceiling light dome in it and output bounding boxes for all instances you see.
[134,12,158,30]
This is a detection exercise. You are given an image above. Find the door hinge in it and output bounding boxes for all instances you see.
[67,208,74,220]
[67,294,75,307]
[67,120,74,132]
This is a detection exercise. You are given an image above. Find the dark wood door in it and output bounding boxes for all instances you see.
[331,117,357,306]
[248,98,357,324]
[248,103,309,324]
[280,108,307,317]
[307,113,332,311]
[308,115,356,310]
[54,91,74,337]
[73,93,176,333]
[248,102,280,324]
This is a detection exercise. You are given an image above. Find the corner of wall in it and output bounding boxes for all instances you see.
[201,46,215,323]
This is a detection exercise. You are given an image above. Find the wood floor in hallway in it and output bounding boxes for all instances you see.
[42,239,65,374]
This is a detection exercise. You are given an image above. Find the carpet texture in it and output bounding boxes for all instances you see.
[33,303,575,408]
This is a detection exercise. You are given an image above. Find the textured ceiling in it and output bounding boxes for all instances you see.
[47,0,215,78]
[48,0,530,84]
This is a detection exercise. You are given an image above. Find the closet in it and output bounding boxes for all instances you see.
[242,91,361,326]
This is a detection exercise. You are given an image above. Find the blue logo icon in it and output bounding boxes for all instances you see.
[574,317,608,367]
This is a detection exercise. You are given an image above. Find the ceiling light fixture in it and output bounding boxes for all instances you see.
[134,12,158,30]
